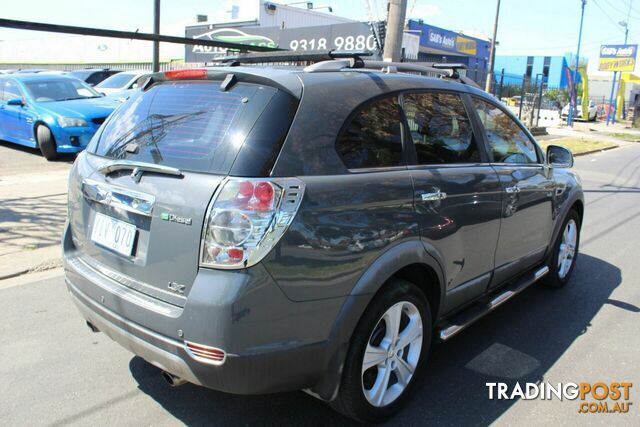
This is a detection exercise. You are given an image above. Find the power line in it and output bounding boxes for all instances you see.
[592,0,628,33]
[602,0,640,20]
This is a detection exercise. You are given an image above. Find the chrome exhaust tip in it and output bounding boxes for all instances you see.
[161,370,187,387]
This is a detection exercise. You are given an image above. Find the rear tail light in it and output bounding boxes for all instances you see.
[164,69,208,80]
[185,341,226,365]
[200,177,305,269]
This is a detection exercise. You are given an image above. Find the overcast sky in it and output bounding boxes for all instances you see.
[1,0,637,74]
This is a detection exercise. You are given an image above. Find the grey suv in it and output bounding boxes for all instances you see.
[63,58,583,423]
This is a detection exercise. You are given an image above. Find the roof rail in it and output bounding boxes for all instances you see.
[304,59,483,88]
[212,49,373,66]
[304,59,449,77]
[429,62,467,78]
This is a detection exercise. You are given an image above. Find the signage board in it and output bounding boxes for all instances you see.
[407,20,487,59]
[185,22,377,62]
[598,44,637,72]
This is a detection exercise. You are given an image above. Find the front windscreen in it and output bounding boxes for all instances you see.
[89,80,278,174]
[24,79,102,102]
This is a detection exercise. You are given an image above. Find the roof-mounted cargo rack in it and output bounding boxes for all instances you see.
[304,59,447,76]
[208,49,480,88]
[430,63,467,79]
[212,49,373,66]
[303,58,480,88]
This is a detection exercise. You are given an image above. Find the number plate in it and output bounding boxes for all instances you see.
[91,213,137,256]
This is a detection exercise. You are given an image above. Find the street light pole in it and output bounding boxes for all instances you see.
[567,0,586,127]
[485,0,501,93]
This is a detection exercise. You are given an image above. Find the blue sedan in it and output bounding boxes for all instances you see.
[0,73,118,160]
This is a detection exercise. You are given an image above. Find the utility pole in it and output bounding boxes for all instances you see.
[568,0,586,127]
[152,0,161,72]
[485,0,501,93]
[383,0,408,62]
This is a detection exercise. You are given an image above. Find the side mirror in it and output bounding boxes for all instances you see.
[546,145,573,168]
[6,98,24,106]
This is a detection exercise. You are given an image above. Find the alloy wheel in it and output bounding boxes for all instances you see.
[558,219,577,279]
[361,301,423,407]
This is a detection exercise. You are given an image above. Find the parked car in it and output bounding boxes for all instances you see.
[562,99,597,121]
[94,70,150,95]
[63,62,584,423]
[69,68,122,86]
[0,74,118,159]
[14,69,47,73]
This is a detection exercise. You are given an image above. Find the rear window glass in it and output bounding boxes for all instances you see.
[337,95,404,169]
[90,81,277,174]
[96,73,137,89]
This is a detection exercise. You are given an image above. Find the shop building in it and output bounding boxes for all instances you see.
[493,55,574,88]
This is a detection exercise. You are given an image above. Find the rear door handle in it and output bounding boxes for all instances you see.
[420,191,447,202]
[505,185,520,194]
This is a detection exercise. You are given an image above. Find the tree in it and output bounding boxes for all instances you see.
[545,88,570,111]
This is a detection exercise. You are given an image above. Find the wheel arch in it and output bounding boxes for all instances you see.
[309,240,445,401]
[33,120,53,141]
[571,199,584,227]
[349,240,445,321]
[546,193,585,261]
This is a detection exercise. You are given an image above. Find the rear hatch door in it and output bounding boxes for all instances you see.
[67,78,279,306]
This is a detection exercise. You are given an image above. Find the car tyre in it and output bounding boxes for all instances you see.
[36,125,59,161]
[330,279,431,423]
[543,209,581,288]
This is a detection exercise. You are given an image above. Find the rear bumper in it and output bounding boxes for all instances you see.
[63,225,360,397]
[67,278,329,394]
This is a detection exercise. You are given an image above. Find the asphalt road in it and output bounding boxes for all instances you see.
[1,144,639,426]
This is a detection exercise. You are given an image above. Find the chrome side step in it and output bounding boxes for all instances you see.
[439,266,549,341]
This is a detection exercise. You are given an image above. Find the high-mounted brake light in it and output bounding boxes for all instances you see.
[200,177,305,269]
[164,69,208,80]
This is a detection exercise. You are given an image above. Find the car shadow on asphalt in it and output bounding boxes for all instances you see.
[128,253,621,426]
[0,140,76,163]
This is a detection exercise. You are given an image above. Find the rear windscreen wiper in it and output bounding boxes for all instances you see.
[97,160,183,183]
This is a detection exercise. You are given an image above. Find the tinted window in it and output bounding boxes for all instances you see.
[404,92,480,164]
[3,80,23,101]
[337,96,403,169]
[85,72,106,86]
[473,98,539,164]
[91,81,277,174]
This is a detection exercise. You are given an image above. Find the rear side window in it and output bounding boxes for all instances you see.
[337,96,403,169]
[91,81,278,174]
[472,98,539,164]
[403,92,480,164]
